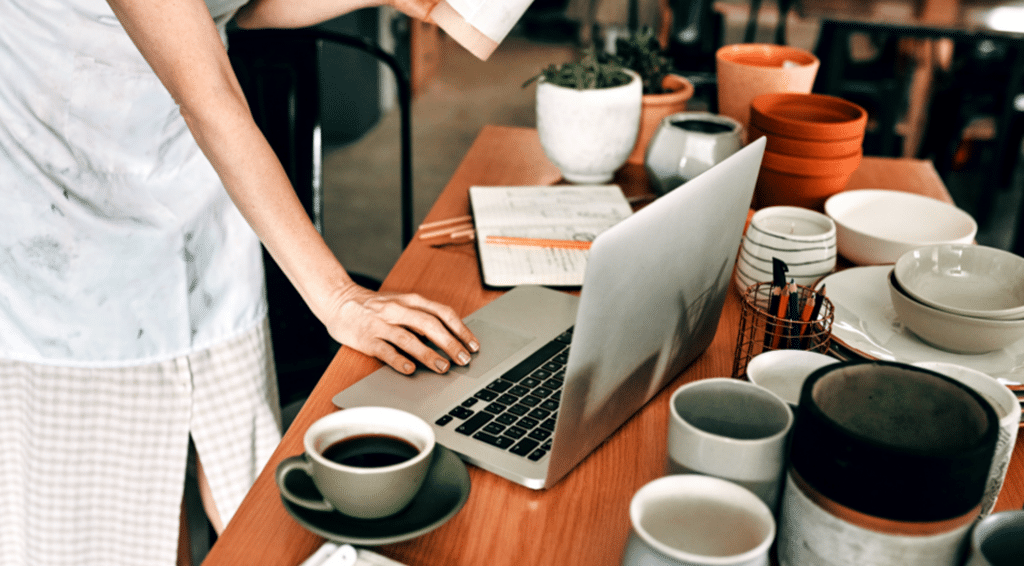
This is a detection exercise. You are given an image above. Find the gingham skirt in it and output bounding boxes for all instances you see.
[0,319,282,566]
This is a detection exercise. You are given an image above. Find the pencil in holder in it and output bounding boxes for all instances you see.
[732,281,834,378]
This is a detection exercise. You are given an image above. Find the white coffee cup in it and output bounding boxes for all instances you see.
[621,474,776,566]
[745,349,840,409]
[276,407,435,519]
[734,206,837,296]
[966,510,1024,566]
[913,361,1021,518]
[667,378,794,511]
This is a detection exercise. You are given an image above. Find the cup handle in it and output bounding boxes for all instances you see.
[275,455,335,512]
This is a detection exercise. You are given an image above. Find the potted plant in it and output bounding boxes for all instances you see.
[523,48,643,184]
[612,27,695,165]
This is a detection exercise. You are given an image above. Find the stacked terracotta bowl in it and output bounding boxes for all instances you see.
[748,93,868,210]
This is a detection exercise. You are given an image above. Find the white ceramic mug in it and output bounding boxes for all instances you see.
[913,362,1022,518]
[621,475,776,566]
[667,378,794,511]
[966,510,1024,566]
[734,206,837,296]
[276,407,435,519]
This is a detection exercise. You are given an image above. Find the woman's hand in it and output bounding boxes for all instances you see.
[325,283,479,375]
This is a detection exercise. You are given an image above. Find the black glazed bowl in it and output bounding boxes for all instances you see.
[789,360,998,522]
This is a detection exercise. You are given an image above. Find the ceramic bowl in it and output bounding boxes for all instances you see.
[750,93,868,141]
[734,206,837,294]
[745,349,840,408]
[824,189,978,265]
[762,149,862,179]
[894,244,1024,320]
[755,167,856,210]
[888,270,1024,354]
[748,123,863,159]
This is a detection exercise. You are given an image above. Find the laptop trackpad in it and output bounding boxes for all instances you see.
[450,318,533,378]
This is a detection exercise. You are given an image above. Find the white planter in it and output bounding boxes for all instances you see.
[536,69,642,184]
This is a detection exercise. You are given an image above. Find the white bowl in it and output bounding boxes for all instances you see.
[824,189,977,265]
[745,349,840,408]
[894,244,1024,320]
[888,270,1024,354]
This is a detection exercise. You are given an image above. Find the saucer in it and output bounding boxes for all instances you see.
[278,445,471,546]
[818,266,1024,381]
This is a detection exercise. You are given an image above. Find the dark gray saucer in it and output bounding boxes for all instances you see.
[278,445,471,546]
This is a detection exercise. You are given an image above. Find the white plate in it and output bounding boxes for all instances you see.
[817,266,1024,380]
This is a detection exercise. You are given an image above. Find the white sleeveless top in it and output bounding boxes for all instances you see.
[0,0,265,366]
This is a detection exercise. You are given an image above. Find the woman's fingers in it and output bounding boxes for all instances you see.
[328,288,479,375]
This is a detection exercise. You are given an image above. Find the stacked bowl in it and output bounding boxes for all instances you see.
[888,244,1024,354]
[748,93,868,210]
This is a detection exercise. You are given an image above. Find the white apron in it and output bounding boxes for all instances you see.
[0,0,282,563]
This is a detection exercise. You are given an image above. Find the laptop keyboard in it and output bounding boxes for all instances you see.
[434,327,573,462]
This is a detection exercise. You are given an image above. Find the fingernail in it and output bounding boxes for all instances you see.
[434,359,449,372]
[403,362,415,374]
[457,351,471,365]
[469,341,480,352]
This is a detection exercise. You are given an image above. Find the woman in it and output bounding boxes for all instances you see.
[0,0,477,564]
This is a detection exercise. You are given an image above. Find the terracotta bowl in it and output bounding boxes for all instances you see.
[755,167,855,210]
[750,93,867,141]
[762,149,862,179]
[748,123,863,159]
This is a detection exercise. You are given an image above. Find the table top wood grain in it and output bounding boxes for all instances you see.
[202,125,1023,566]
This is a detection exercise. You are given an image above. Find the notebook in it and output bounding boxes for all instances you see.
[469,184,633,287]
[333,138,766,489]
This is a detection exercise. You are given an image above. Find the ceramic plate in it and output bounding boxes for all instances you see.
[818,266,1024,380]
[279,445,471,546]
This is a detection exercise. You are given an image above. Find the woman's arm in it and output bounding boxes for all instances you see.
[104,0,477,374]
[234,0,439,30]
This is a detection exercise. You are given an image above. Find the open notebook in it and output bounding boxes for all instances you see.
[469,184,633,287]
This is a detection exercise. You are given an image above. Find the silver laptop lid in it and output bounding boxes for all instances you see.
[545,137,766,486]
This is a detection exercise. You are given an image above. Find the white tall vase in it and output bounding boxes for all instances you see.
[536,69,642,184]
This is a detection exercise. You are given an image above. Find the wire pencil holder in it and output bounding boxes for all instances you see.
[733,281,834,378]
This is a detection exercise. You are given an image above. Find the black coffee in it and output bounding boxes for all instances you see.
[671,119,733,134]
[322,434,420,468]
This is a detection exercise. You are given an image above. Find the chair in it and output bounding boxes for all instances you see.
[812,21,914,157]
[227,26,414,416]
[919,37,1024,231]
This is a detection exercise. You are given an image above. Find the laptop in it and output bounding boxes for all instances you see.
[333,137,766,489]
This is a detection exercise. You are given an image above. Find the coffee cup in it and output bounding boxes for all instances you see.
[276,407,435,519]
[966,510,1024,566]
[620,474,775,566]
[914,362,1021,518]
[667,378,794,511]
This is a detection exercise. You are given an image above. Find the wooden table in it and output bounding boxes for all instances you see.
[202,125,1024,566]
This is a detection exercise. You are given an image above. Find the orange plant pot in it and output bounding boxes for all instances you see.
[755,167,857,210]
[750,93,867,141]
[627,74,695,165]
[748,123,864,159]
